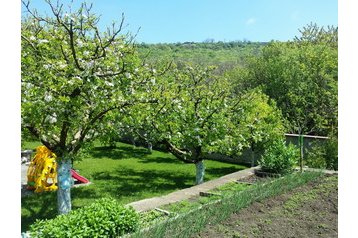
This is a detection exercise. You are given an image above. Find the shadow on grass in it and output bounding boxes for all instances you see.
[21,192,58,232]
[91,168,193,195]
[89,144,183,165]
[137,156,182,164]
[72,165,246,202]
[89,145,151,160]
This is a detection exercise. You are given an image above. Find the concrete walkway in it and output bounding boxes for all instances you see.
[127,167,258,212]
[301,167,338,174]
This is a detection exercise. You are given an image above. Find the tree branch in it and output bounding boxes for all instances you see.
[161,140,195,163]
[26,125,55,151]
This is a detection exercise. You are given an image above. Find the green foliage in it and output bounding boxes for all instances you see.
[236,24,338,136]
[29,198,139,238]
[21,0,154,158]
[305,136,338,170]
[137,41,264,72]
[231,89,286,154]
[259,140,298,174]
[212,182,249,194]
[125,64,240,165]
[139,210,166,227]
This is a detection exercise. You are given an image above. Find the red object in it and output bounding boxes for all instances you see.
[71,169,90,184]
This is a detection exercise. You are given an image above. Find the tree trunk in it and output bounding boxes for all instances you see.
[147,141,153,154]
[131,137,136,147]
[250,148,255,167]
[57,159,73,214]
[195,160,205,185]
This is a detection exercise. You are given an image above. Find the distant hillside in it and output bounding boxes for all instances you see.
[137,41,268,70]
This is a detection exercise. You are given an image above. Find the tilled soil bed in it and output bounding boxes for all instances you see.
[193,174,338,238]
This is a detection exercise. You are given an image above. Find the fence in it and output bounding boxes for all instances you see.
[205,134,330,166]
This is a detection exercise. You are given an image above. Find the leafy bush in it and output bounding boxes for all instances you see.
[259,140,298,174]
[305,136,338,170]
[29,198,139,238]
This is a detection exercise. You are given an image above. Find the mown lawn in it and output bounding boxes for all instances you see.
[21,141,247,232]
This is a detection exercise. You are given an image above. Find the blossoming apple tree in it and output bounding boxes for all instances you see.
[21,0,156,214]
[126,65,246,184]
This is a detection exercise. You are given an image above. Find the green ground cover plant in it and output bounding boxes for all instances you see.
[21,141,247,232]
[29,198,139,238]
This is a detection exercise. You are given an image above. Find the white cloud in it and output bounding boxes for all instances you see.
[246,17,257,25]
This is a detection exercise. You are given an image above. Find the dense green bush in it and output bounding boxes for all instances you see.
[29,198,139,238]
[259,140,298,174]
[305,136,338,170]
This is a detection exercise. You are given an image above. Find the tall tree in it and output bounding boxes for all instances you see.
[235,24,338,136]
[231,89,285,167]
[125,65,241,184]
[21,0,155,214]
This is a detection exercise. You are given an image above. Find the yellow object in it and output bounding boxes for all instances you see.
[27,145,58,193]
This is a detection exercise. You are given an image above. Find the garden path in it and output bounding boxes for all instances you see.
[126,166,258,212]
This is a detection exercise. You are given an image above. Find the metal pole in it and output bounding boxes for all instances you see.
[299,135,304,172]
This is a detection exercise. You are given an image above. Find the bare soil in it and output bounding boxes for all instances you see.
[193,174,338,238]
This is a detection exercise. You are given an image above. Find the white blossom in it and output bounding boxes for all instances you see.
[44,93,52,102]
[76,39,83,47]
[125,72,132,79]
[74,130,81,139]
[38,39,49,44]
[104,81,114,87]
[58,62,67,69]
[87,60,94,68]
[29,36,36,41]
[46,113,57,124]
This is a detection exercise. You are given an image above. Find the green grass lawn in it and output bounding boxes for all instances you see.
[21,141,247,232]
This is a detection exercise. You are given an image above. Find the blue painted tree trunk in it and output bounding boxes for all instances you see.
[57,159,73,214]
[195,160,205,185]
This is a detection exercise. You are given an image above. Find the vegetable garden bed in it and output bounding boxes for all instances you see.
[126,171,324,238]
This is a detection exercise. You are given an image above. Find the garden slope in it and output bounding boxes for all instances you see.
[194,175,338,238]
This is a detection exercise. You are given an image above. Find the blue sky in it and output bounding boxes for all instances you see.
[23,0,337,43]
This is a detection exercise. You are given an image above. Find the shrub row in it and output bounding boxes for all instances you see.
[29,198,139,238]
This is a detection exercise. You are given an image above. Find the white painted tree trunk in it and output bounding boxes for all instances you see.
[57,159,73,214]
[195,160,205,185]
[147,142,153,154]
